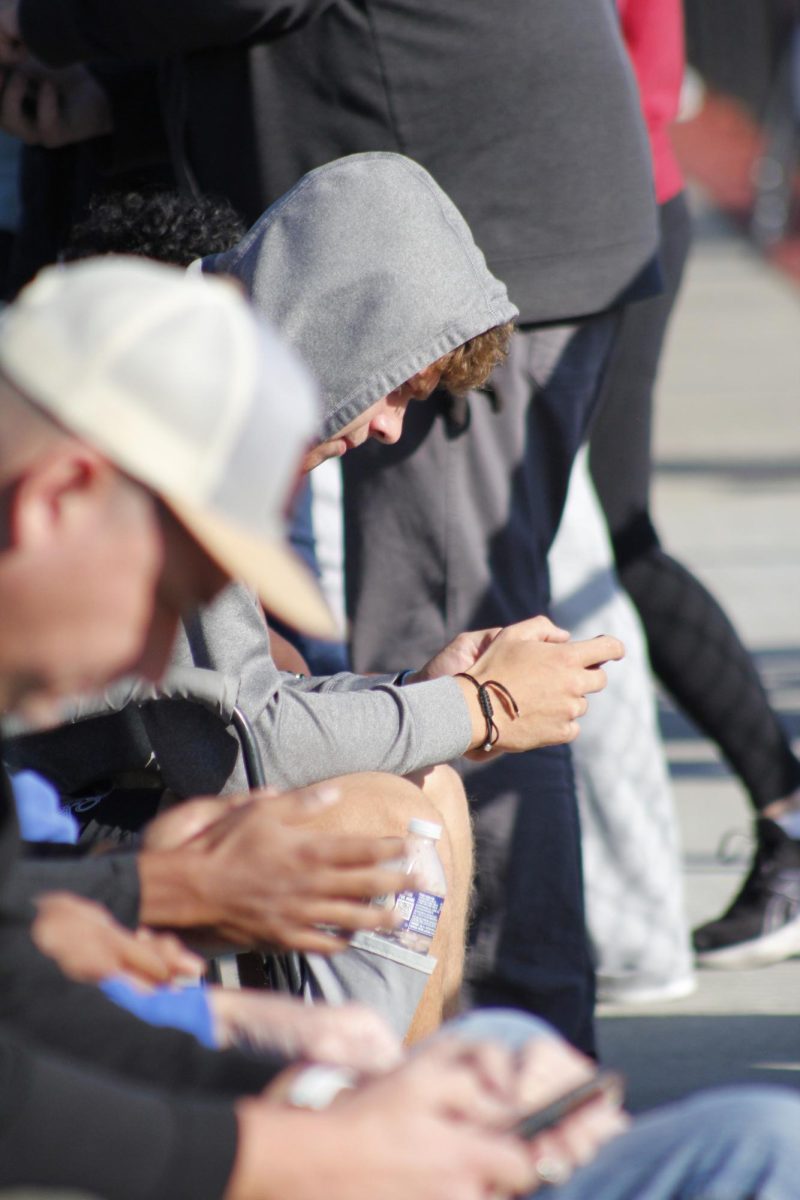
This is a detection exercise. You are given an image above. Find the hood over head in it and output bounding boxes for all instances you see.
[201,152,518,439]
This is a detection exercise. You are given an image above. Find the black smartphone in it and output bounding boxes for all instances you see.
[512,1068,625,1140]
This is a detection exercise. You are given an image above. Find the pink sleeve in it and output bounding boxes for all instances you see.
[619,0,685,202]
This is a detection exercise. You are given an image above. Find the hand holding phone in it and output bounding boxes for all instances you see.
[512,1068,625,1140]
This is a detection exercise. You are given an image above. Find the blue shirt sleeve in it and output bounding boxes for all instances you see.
[100,978,217,1048]
[11,769,79,844]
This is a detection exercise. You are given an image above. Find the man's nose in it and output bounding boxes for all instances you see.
[370,404,405,444]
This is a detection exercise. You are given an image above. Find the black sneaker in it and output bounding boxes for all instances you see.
[692,817,800,969]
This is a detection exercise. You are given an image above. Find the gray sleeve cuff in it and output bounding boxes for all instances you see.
[392,674,473,767]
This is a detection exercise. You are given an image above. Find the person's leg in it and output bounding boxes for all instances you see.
[461,745,595,1053]
[460,317,618,1053]
[553,1087,800,1200]
[591,190,800,813]
[301,771,467,1040]
[408,764,474,1020]
[589,191,800,967]
[549,448,694,1002]
[619,545,800,809]
[345,315,618,1054]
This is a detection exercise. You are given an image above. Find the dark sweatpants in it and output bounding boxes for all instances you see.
[344,313,618,1053]
[589,192,800,809]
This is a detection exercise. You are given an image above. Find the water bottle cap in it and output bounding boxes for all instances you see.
[408,817,442,840]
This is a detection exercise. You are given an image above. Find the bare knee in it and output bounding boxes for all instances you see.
[409,764,471,847]
[297,771,442,840]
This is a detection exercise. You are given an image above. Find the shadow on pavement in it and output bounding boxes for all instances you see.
[598,1013,800,1113]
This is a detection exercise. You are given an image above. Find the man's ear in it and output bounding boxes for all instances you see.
[8,442,112,550]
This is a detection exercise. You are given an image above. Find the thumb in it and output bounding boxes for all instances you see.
[258,783,343,825]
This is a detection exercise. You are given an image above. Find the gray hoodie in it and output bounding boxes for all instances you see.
[201,152,518,439]
[13,155,517,797]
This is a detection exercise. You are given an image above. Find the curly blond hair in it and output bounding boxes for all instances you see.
[435,321,514,395]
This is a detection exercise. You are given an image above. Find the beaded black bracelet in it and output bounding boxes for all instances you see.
[455,672,520,752]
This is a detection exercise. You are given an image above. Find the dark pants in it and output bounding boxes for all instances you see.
[589,191,800,808]
[344,313,618,1053]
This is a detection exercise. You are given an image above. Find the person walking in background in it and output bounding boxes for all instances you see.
[588,0,800,971]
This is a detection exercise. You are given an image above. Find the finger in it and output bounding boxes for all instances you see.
[304,1023,404,1071]
[138,928,205,978]
[452,1041,519,1105]
[410,1050,520,1127]
[581,667,607,695]
[182,797,259,847]
[553,1100,630,1166]
[255,783,342,825]
[519,615,570,643]
[349,1018,404,1069]
[116,933,175,985]
[305,866,415,903]
[321,1005,404,1064]
[466,626,504,657]
[300,835,408,870]
[526,1129,576,1188]
[268,925,352,955]
[575,634,625,665]
[471,1134,538,1197]
[471,625,503,642]
[241,785,278,803]
[541,626,571,643]
[277,897,403,934]
[535,1122,594,1173]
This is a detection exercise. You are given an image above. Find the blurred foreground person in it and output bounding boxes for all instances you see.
[0,242,799,1200]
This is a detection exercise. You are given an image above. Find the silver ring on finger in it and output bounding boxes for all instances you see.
[534,1156,570,1187]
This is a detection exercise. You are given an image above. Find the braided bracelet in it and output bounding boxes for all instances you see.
[455,672,520,752]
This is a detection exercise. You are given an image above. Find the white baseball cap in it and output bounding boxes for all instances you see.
[0,256,337,637]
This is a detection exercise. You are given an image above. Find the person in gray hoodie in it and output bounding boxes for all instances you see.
[10,154,623,1042]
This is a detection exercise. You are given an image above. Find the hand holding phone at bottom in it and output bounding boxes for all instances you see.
[513,1039,630,1189]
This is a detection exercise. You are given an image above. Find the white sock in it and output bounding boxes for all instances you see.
[773,808,800,840]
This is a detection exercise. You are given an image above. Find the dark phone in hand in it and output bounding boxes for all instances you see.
[512,1069,625,1140]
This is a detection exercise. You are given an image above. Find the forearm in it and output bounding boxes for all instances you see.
[6,851,141,927]
[261,674,473,789]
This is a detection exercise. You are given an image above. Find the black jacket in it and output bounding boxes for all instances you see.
[0,761,285,1198]
[20,0,658,323]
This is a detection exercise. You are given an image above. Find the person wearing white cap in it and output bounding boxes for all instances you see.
[0,254,535,1198]
[0,250,431,1077]
[0,251,432,940]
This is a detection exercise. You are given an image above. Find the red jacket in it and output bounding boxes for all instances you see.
[619,0,685,202]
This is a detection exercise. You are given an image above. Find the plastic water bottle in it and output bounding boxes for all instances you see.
[392,818,447,954]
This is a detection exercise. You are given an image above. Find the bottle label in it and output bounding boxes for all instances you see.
[394,890,444,939]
